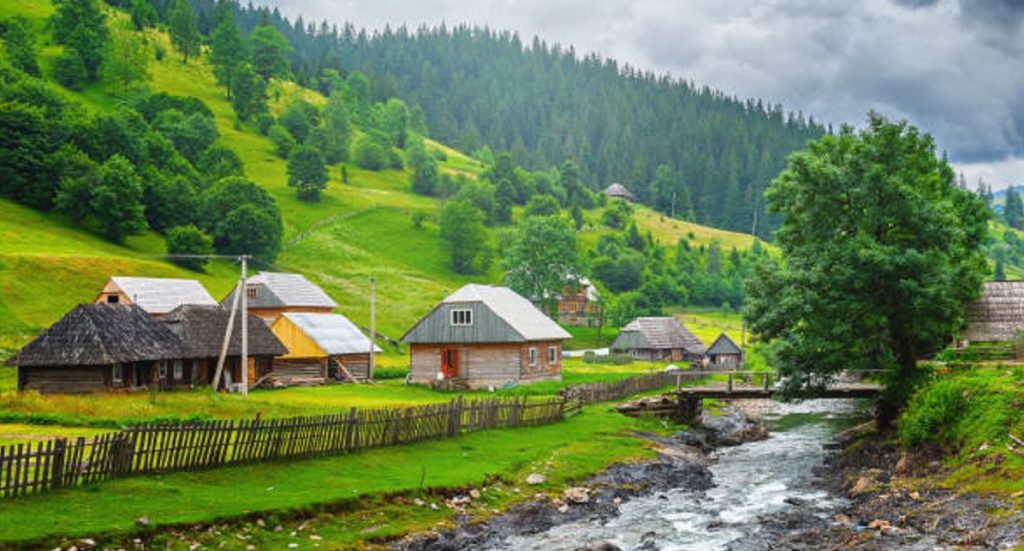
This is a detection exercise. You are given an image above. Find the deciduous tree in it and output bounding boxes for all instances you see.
[287,145,328,201]
[168,0,201,63]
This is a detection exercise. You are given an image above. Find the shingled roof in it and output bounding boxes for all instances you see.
[222,272,337,309]
[963,281,1024,342]
[603,183,637,202]
[707,333,742,356]
[161,305,287,358]
[8,304,184,367]
[106,277,217,314]
[612,317,706,355]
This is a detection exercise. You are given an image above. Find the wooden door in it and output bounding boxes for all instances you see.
[440,348,459,378]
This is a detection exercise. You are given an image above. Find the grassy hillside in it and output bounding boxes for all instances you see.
[0,0,764,358]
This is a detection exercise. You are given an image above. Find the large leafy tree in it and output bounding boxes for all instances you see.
[49,0,108,80]
[249,25,290,81]
[503,215,579,313]
[102,25,151,97]
[209,7,247,98]
[286,145,328,202]
[744,114,989,424]
[90,155,147,242]
[440,199,491,274]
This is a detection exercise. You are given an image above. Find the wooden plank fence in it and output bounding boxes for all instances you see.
[0,396,571,499]
[562,370,703,405]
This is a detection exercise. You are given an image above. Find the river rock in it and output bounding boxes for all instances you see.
[868,519,891,530]
[574,544,622,551]
[564,487,591,504]
[526,473,547,485]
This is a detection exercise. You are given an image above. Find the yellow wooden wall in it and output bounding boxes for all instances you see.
[270,316,327,359]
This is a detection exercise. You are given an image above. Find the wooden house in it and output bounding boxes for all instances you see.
[93,276,217,316]
[962,281,1024,342]
[603,183,637,202]
[160,305,287,390]
[706,333,743,367]
[221,272,337,325]
[7,304,186,393]
[270,312,382,384]
[402,284,572,389]
[611,317,706,362]
[556,277,601,327]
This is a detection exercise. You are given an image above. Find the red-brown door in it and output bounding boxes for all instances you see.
[440,348,459,378]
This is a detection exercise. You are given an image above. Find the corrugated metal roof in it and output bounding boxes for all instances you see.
[283,312,381,355]
[223,272,337,309]
[612,317,706,355]
[110,277,217,314]
[964,281,1024,341]
[445,285,571,341]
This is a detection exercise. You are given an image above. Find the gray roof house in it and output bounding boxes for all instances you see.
[402,284,571,389]
[221,272,337,324]
[94,276,217,315]
[603,183,637,202]
[707,333,743,366]
[963,281,1024,342]
[611,317,706,362]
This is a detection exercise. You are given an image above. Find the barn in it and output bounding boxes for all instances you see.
[8,304,186,393]
[270,312,381,384]
[962,281,1024,343]
[611,317,706,362]
[402,284,571,389]
[221,272,337,325]
[706,333,743,368]
[93,276,217,316]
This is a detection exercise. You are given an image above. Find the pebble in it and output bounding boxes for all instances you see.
[526,473,547,485]
[469,489,481,499]
[135,517,150,527]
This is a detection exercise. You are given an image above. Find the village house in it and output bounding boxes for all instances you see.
[402,284,572,389]
[160,304,287,390]
[221,272,337,325]
[556,277,602,327]
[270,312,381,384]
[611,317,706,362]
[93,276,217,316]
[962,281,1024,343]
[7,304,187,393]
[603,183,637,203]
[706,332,743,368]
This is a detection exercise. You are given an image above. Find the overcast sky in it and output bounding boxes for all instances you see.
[260,0,1024,190]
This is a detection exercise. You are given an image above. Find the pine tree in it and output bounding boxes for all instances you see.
[49,0,108,80]
[1006,187,1023,229]
[168,0,201,63]
[210,7,247,97]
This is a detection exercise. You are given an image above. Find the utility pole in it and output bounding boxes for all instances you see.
[369,277,376,381]
[240,255,248,398]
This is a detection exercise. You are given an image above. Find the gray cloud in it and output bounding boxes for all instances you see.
[258,0,1024,187]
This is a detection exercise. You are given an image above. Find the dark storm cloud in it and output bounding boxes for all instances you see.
[259,0,1024,187]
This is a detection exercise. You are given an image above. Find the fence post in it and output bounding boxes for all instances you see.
[726,372,733,393]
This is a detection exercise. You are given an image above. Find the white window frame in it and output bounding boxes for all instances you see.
[528,347,537,367]
[450,308,473,326]
[173,360,183,381]
[548,346,557,365]
[112,363,123,383]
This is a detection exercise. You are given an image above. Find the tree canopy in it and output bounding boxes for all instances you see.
[503,216,579,313]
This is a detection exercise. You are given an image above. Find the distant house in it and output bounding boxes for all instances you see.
[271,313,381,384]
[603,183,637,203]
[556,277,602,327]
[706,333,743,367]
[611,317,706,362]
[93,276,217,316]
[963,281,1024,342]
[7,304,186,393]
[221,272,337,325]
[402,284,572,389]
[160,305,287,390]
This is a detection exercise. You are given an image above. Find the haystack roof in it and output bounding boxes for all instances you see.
[603,183,637,202]
[612,317,706,354]
[107,277,217,314]
[221,272,337,309]
[707,333,742,356]
[963,281,1024,342]
[161,305,287,358]
[8,304,184,367]
[281,312,382,355]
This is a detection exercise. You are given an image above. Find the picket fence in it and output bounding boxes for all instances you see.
[0,395,570,499]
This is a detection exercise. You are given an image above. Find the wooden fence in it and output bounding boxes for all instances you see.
[0,396,570,499]
[563,370,703,405]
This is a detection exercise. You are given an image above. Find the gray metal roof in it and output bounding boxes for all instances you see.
[707,333,742,355]
[222,272,337,309]
[282,312,381,355]
[110,277,217,314]
[402,284,571,344]
[611,317,706,354]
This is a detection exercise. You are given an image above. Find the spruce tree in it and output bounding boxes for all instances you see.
[169,0,201,63]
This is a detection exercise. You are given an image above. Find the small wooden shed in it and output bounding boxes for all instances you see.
[963,281,1024,342]
[93,276,217,316]
[7,304,186,393]
[706,333,743,367]
[611,317,706,362]
[271,312,381,384]
[221,272,337,325]
[402,284,571,389]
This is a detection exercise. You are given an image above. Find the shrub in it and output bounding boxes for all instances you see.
[166,225,213,270]
[353,135,387,170]
[898,378,964,446]
[268,123,296,159]
[373,367,408,380]
[52,48,88,90]
[255,113,274,135]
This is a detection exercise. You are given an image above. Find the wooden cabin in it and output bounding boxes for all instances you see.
[962,281,1024,343]
[603,183,637,203]
[160,305,287,391]
[7,304,186,393]
[402,284,572,389]
[556,277,601,327]
[93,276,217,316]
[221,272,337,325]
[707,333,743,368]
[271,313,381,384]
[611,317,706,362]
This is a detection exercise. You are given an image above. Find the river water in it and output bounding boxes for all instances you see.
[494,399,865,551]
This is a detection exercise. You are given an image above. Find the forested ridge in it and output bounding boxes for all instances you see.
[152,0,825,237]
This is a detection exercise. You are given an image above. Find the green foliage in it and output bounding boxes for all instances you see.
[353,132,389,171]
[0,100,57,208]
[267,123,296,159]
[1005,187,1023,230]
[142,171,196,232]
[439,199,491,274]
[503,216,579,309]
[50,0,108,80]
[197,176,282,265]
[229,64,267,121]
[995,258,1006,281]
[51,47,87,90]
[316,91,351,163]
[168,0,201,63]
[165,224,213,271]
[407,139,439,196]
[129,0,158,30]
[196,145,244,186]
[152,109,219,164]
[102,24,151,97]
[601,199,632,229]
[744,114,990,422]
[286,145,328,202]
[209,8,247,95]
[249,25,291,81]
[90,155,147,242]
[0,17,39,76]
[452,178,495,222]
[278,99,317,143]
[383,97,410,148]
[524,194,560,217]
[898,376,964,447]
[343,70,370,121]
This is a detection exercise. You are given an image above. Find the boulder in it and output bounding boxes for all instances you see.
[564,487,591,504]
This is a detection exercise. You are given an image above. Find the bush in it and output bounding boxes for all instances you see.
[52,48,88,90]
[353,135,387,170]
[268,123,296,159]
[373,367,408,380]
[898,378,964,446]
[165,225,213,271]
[255,113,274,135]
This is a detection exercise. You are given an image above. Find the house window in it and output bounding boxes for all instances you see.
[548,346,557,364]
[528,347,537,367]
[451,309,473,326]
[246,286,259,299]
[112,363,123,383]
[158,361,168,379]
[173,360,183,380]
[107,295,119,304]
